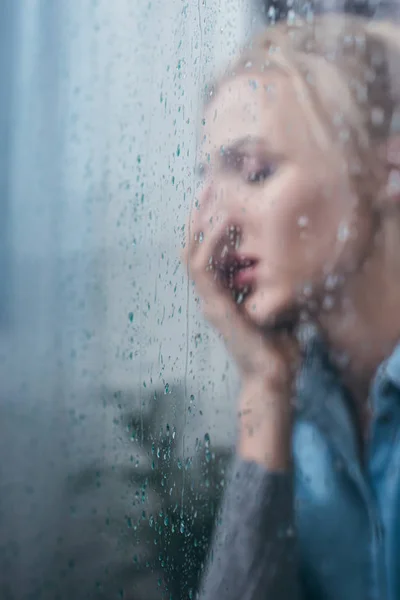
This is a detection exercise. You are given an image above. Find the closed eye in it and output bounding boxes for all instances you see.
[246,165,275,184]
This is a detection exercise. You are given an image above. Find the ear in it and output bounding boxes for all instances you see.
[383,134,400,204]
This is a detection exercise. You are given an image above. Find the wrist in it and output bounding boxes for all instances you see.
[237,376,294,471]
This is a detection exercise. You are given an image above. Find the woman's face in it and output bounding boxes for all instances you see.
[196,72,376,328]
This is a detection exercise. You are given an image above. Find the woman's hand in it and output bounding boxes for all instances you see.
[182,206,301,469]
[182,205,300,386]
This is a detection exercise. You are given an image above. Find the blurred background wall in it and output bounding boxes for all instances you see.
[2,0,255,454]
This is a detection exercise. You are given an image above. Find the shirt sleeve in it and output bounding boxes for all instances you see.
[197,456,301,600]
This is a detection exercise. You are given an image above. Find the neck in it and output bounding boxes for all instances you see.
[318,214,400,401]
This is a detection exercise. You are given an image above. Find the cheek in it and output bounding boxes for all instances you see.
[254,174,351,276]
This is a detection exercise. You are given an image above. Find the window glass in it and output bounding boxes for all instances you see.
[0,2,252,599]
[2,2,400,599]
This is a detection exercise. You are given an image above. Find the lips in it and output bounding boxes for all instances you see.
[232,261,257,288]
[215,253,258,291]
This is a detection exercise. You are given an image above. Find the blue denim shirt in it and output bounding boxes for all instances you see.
[199,338,400,600]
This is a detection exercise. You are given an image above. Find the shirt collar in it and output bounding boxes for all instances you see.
[301,334,400,397]
[383,340,400,390]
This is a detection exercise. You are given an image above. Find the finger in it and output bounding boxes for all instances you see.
[181,200,205,265]
[181,211,199,266]
[189,212,229,283]
[184,207,227,278]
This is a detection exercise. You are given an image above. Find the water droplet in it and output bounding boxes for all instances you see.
[387,169,400,197]
[322,295,334,311]
[287,9,296,24]
[337,222,350,242]
[324,273,339,291]
[371,106,385,127]
[298,215,309,228]
[128,312,134,323]
[286,526,295,538]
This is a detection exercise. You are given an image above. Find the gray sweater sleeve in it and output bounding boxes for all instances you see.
[197,457,301,600]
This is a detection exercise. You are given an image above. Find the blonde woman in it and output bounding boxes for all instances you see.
[183,15,400,600]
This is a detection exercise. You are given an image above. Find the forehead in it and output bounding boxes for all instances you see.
[199,72,313,162]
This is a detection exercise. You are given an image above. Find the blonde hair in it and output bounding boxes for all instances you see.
[206,15,400,198]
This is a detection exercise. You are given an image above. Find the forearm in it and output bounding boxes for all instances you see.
[198,381,300,600]
[238,376,294,471]
[197,458,300,600]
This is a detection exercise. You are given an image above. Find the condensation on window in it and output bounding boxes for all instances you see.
[0,2,254,599]
[2,0,398,599]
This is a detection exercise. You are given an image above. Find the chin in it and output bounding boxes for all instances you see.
[243,287,296,329]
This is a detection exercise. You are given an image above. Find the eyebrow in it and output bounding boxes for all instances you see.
[227,136,266,153]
